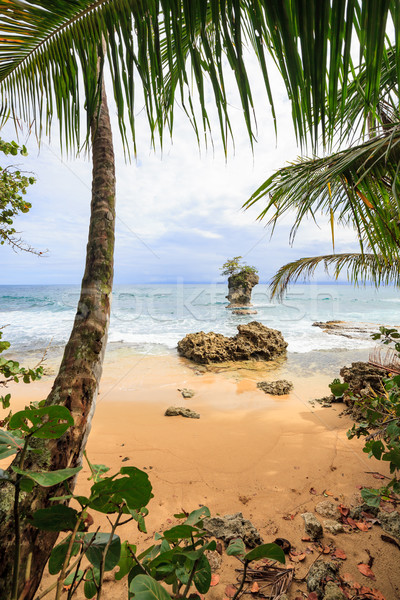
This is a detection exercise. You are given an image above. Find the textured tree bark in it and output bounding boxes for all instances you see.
[0,75,116,600]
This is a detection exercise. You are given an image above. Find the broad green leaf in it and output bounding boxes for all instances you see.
[9,406,73,439]
[63,569,84,586]
[175,564,190,585]
[0,429,23,459]
[12,465,81,487]
[129,574,172,599]
[30,505,79,532]
[84,579,97,599]
[193,554,211,594]
[19,477,35,492]
[244,543,285,564]
[361,487,382,507]
[181,540,217,562]
[49,536,81,574]
[226,538,246,556]
[90,467,152,513]
[115,541,137,581]
[84,532,121,572]
[184,506,210,526]
[163,525,198,542]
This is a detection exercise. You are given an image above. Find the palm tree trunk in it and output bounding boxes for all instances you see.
[0,75,115,600]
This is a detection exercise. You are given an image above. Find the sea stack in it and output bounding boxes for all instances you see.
[226,270,259,313]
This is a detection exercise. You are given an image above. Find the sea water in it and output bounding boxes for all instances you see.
[1,283,400,355]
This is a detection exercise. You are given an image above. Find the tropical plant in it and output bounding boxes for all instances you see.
[244,42,400,299]
[1,2,399,597]
[220,256,258,278]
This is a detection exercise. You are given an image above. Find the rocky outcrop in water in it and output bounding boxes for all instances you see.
[177,321,287,364]
[312,320,400,341]
[226,271,259,308]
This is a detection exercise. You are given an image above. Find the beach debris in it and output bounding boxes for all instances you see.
[322,581,347,600]
[203,512,263,548]
[301,512,323,540]
[357,563,376,579]
[323,520,344,535]
[164,406,200,419]
[121,456,130,462]
[315,501,338,520]
[307,560,340,598]
[273,537,291,554]
[257,379,293,395]
[178,387,195,398]
[177,321,287,364]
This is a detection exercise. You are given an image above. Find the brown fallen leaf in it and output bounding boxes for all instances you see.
[210,574,220,587]
[250,582,260,593]
[357,563,376,579]
[302,535,311,542]
[216,541,223,555]
[338,504,350,517]
[289,552,306,562]
[307,593,319,600]
[332,548,347,560]
[341,572,354,585]
[322,546,331,554]
[323,490,334,496]
[225,585,237,598]
[346,517,357,528]
[309,487,317,495]
[355,521,370,531]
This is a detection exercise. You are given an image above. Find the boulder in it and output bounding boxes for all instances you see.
[340,362,387,399]
[257,379,293,395]
[232,309,258,315]
[203,512,263,548]
[226,271,259,307]
[164,406,200,419]
[177,321,287,364]
[301,512,323,540]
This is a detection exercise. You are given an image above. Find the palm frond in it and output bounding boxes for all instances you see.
[0,1,399,151]
[270,252,400,300]
[245,123,400,259]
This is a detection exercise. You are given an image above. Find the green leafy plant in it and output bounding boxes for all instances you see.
[220,257,258,280]
[347,374,400,507]
[328,378,349,399]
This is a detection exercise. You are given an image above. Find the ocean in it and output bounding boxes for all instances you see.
[1,283,399,356]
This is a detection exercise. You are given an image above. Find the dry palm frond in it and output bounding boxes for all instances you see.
[369,345,400,374]
[234,562,294,599]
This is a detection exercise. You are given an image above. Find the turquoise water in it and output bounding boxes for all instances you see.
[1,283,399,354]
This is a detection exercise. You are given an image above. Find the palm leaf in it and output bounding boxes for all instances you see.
[0,1,399,151]
[270,252,400,300]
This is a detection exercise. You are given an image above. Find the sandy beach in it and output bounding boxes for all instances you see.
[3,345,399,599]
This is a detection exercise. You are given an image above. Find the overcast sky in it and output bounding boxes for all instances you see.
[0,51,359,286]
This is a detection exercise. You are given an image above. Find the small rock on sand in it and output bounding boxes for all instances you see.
[301,512,323,540]
[257,379,293,395]
[315,500,338,520]
[164,406,200,419]
[178,387,195,398]
[323,519,344,535]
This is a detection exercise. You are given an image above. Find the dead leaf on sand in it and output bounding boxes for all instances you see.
[357,563,376,579]
[210,574,220,587]
[289,551,306,562]
[355,521,370,531]
[224,585,237,598]
[332,548,347,560]
[302,535,311,542]
[250,582,260,593]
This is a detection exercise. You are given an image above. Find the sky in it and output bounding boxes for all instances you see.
[0,50,360,286]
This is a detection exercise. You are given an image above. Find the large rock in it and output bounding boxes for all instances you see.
[226,271,259,307]
[164,406,200,419]
[340,361,387,398]
[177,321,287,364]
[203,512,263,548]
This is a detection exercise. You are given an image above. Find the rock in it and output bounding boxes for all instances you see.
[349,504,379,520]
[312,320,397,342]
[340,362,387,399]
[164,406,200,419]
[301,512,323,540]
[226,271,259,307]
[204,550,222,572]
[257,379,293,395]
[323,582,347,600]
[323,520,344,535]
[177,321,287,364]
[307,560,340,599]
[232,309,258,315]
[315,501,338,520]
[178,388,195,398]
[203,512,263,548]
[378,510,400,539]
